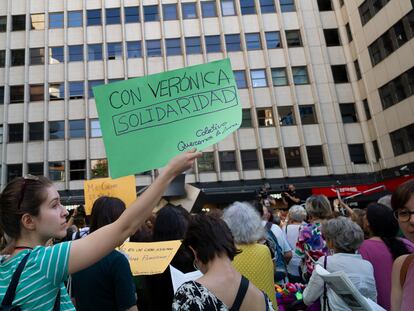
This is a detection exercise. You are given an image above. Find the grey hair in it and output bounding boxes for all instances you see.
[377,194,392,209]
[222,201,264,244]
[322,216,364,253]
[289,205,307,222]
[305,195,332,219]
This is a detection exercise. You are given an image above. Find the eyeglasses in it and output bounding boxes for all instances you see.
[393,210,414,222]
[17,175,40,210]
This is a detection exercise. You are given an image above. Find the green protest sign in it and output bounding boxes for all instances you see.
[93,58,242,178]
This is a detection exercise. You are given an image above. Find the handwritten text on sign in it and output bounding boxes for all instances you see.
[119,241,182,276]
[93,59,242,178]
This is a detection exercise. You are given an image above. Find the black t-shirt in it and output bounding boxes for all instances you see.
[285,191,300,208]
[72,250,136,311]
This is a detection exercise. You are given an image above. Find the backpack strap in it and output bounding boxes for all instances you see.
[229,276,249,311]
[1,252,30,307]
[400,254,414,288]
[265,221,272,232]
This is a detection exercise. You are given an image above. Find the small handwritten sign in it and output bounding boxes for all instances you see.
[119,241,182,276]
[84,175,136,215]
[93,58,242,178]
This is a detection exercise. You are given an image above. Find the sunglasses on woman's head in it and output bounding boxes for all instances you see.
[17,175,40,210]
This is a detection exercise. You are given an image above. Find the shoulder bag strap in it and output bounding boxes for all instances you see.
[229,276,249,311]
[322,255,331,311]
[1,253,31,306]
[52,287,60,311]
[400,253,414,288]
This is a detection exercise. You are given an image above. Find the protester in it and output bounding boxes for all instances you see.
[295,195,331,279]
[223,202,277,307]
[283,184,301,208]
[282,205,307,283]
[359,203,414,310]
[72,197,137,311]
[391,253,414,311]
[0,150,200,309]
[172,214,274,311]
[303,217,377,310]
[391,179,414,242]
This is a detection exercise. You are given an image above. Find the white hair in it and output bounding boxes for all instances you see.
[222,201,264,244]
[289,205,307,222]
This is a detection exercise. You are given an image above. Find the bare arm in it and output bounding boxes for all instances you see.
[391,255,407,311]
[68,150,201,274]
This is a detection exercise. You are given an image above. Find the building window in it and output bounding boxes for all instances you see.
[166,38,182,56]
[125,6,140,23]
[378,67,413,110]
[278,106,296,126]
[198,152,215,172]
[7,164,22,182]
[69,120,85,138]
[9,124,24,143]
[30,48,45,65]
[10,85,25,104]
[163,4,178,21]
[285,147,302,167]
[262,148,280,168]
[88,80,104,98]
[69,82,84,99]
[49,161,65,181]
[49,121,65,140]
[87,9,101,26]
[234,70,247,89]
[348,144,367,164]
[256,108,274,127]
[49,12,64,29]
[49,83,64,101]
[106,8,121,25]
[245,33,262,50]
[0,125,2,143]
[221,0,236,16]
[68,45,83,62]
[324,29,341,46]
[390,123,414,156]
[271,68,288,86]
[241,150,259,170]
[0,16,7,32]
[68,11,82,27]
[107,42,123,60]
[0,86,4,105]
[307,145,325,166]
[240,0,256,15]
[91,159,108,178]
[30,85,44,101]
[359,0,390,25]
[11,49,25,66]
[12,15,26,31]
[0,50,5,68]
[202,2,217,17]
[372,140,381,161]
[331,65,349,83]
[146,39,162,57]
[29,122,44,141]
[49,46,64,64]
[70,160,86,180]
[260,0,276,13]
[393,21,408,48]
[185,37,201,54]
[317,0,332,11]
[225,34,242,52]
[292,66,309,85]
[345,23,353,42]
[280,0,295,12]
[127,41,142,58]
[299,105,317,124]
[205,35,221,53]
[363,99,371,120]
[30,14,45,30]
[286,30,302,47]
[219,151,237,171]
[340,103,358,123]
[90,119,102,137]
[265,31,281,48]
[144,5,159,22]
[28,163,44,176]
[182,3,198,19]
[241,109,252,127]
[368,41,381,66]
[354,60,362,80]
[88,44,102,61]
[250,69,267,87]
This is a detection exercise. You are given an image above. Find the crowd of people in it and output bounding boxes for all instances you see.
[0,149,413,311]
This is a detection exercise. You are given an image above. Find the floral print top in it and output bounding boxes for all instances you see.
[295,223,329,276]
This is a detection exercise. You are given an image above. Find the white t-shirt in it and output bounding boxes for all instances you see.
[283,223,302,276]
[261,220,292,254]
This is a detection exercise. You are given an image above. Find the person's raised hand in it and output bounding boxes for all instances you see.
[165,148,202,177]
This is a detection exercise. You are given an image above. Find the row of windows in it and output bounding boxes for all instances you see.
[0,0,296,33]
[390,123,414,157]
[0,31,301,68]
[378,66,414,110]
[359,0,390,25]
[368,10,414,67]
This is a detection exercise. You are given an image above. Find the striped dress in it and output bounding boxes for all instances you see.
[0,242,75,310]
